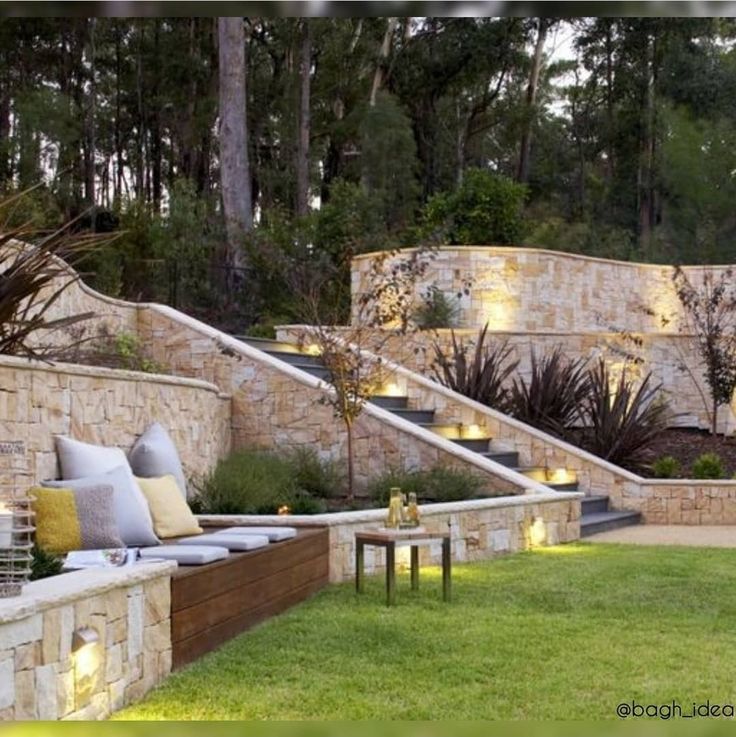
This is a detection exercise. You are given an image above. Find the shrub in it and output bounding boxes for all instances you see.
[190,450,296,515]
[30,544,64,581]
[367,466,487,506]
[421,169,527,245]
[579,359,672,471]
[692,452,726,479]
[651,455,681,479]
[507,347,590,438]
[412,285,461,330]
[288,447,344,499]
[430,324,518,409]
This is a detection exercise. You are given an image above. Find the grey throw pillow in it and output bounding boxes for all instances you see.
[72,484,125,549]
[45,465,159,547]
[128,422,188,498]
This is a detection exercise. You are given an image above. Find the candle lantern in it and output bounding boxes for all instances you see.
[0,441,34,598]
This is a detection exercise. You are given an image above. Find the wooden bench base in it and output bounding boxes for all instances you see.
[170,527,329,669]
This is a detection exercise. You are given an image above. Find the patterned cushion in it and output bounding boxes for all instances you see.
[30,484,124,555]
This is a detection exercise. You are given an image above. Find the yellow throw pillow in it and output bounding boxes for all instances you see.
[30,485,124,555]
[136,475,203,539]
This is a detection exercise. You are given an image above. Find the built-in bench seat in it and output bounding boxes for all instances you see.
[170,526,329,668]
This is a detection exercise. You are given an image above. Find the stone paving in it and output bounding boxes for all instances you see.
[586,525,736,547]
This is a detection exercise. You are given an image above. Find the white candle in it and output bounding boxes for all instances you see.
[0,503,12,549]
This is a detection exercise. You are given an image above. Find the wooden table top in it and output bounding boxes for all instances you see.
[355,527,451,544]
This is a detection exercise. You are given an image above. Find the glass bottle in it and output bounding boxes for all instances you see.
[406,492,420,527]
[386,487,403,528]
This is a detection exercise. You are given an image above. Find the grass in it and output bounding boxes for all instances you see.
[116,543,736,720]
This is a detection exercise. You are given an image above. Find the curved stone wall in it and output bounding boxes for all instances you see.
[351,246,730,335]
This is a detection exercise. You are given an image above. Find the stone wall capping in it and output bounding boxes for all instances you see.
[0,563,176,627]
[0,354,224,395]
[198,490,582,528]
[349,244,735,272]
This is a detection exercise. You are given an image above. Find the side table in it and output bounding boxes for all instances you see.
[355,527,451,606]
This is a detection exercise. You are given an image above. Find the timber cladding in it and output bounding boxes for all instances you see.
[170,527,330,669]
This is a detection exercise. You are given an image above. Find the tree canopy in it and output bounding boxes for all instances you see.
[2,16,736,329]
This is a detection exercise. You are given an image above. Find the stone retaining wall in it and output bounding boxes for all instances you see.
[0,355,231,491]
[0,562,175,721]
[351,246,730,335]
[313,326,719,430]
[138,306,552,496]
[620,481,736,525]
[200,491,581,583]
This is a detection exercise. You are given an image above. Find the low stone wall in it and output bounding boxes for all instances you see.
[0,354,231,492]
[200,491,582,583]
[620,481,736,525]
[0,562,175,720]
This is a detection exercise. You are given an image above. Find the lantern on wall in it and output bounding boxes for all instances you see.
[0,440,34,598]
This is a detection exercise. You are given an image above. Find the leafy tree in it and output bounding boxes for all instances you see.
[672,267,736,436]
[422,169,528,245]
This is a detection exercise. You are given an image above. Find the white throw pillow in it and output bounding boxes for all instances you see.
[128,423,188,498]
[45,465,159,547]
[55,435,131,480]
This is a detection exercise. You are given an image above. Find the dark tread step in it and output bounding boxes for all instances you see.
[581,495,609,514]
[263,350,325,366]
[236,336,301,353]
[479,451,519,468]
[388,408,436,424]
[369,396,409,410]
[581,510,641,537]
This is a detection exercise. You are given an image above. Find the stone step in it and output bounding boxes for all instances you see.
[580,510,642,537]
[292,364,331,380]
[479,450,520,468]
[264,350,325,367]
[449,437,491,452]
[581,495,609,515]
[369,395,409,410]
[388,408,436,424]
[236,336,301,353]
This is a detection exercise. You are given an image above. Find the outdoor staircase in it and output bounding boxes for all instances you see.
[236,336,641,535]
[580,495,641,537]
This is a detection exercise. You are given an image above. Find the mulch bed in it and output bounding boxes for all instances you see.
[643,428,736,478]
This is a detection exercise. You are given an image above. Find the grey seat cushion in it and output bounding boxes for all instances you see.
[216,526,297,542]
[177,533,270,551]
[139,545,229,565]
[128,423,188,498]
[45,465,159,547]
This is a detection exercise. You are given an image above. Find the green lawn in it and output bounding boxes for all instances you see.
[116,543,736,720]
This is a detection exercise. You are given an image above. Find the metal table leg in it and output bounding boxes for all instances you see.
[410,545,419,591]
[442,536,451,602]
[386,542,396,606]
[356,539,364,594]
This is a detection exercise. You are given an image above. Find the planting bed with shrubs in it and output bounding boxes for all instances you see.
[646,429,736,479]
[189,448,496,516]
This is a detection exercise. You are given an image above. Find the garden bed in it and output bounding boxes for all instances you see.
[643,428,736,478]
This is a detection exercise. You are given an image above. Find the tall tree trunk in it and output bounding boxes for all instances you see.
[84,18,96,217]
[295,19,310,217]
[369,17,397,107]
[516,18,548,184]
[135,21,145,200]
[151,19,162,211]
[114,22,123,202]
[218,16,252,296]
[604,20,615,182]
[638,31,656,256]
